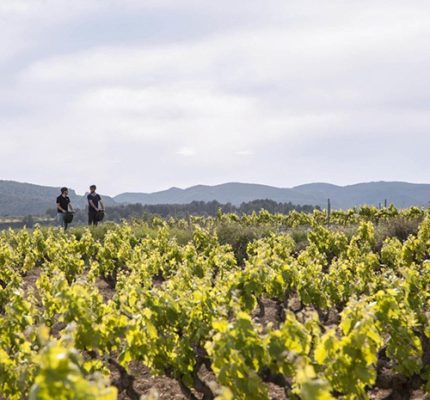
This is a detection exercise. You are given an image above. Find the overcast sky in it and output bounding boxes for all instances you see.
[1,0,429,195]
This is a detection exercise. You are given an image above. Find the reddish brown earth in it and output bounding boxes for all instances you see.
[18,274,430,400]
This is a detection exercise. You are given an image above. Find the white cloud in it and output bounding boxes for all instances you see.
[1,0,430,194]
[236,150,254,156]
[176,147,196,157]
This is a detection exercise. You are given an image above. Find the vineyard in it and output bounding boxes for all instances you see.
[0,206,430,400]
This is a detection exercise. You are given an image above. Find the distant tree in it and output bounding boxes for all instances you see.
[46,208,57,218]
[38,200,318,226]
[22,215,34,228]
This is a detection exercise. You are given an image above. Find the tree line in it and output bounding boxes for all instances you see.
[45,199,318,223]
[0,199,318,230]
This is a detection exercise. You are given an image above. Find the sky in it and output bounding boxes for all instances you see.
[1,0,429,196]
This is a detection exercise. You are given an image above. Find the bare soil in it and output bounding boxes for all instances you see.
[18,272,430,400]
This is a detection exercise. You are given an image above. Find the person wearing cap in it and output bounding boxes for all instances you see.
[56,187,73,230]
[87,185,104,226]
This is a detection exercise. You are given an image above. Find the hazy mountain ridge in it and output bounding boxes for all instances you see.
[0,181,116,216]
[0,180,429,216]
[115,181,430,209]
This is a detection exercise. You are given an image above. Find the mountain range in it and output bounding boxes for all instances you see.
[0,181,116,216]
[114,182,430,209]
[0,180,429,216]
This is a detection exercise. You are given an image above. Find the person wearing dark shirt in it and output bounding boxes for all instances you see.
[87,184,104,226]
[56,187,73,230]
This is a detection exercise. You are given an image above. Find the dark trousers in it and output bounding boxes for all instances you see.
[57,213,68,230]
[88,210,98,226]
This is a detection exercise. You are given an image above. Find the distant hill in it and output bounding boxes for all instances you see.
[114,183,312,206]
[115,182,430,209]
[0,180,429,216]
[0,181,116,216]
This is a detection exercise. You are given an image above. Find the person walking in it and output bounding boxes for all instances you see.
[56,187,73,230]
[87,184,104,226]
